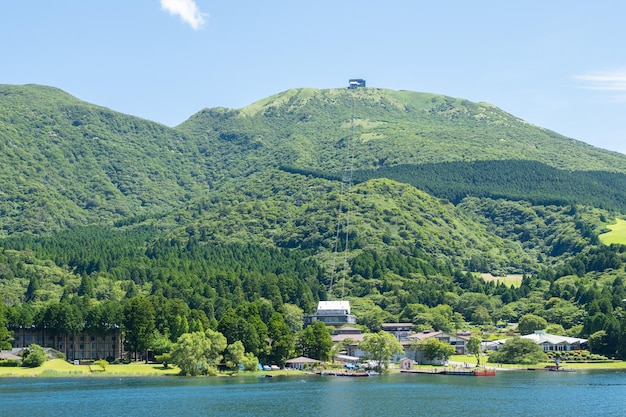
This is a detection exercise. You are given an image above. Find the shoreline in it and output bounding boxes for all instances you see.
[3,358,626,378]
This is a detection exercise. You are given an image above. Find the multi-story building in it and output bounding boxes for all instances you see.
[304,301,357,327]
[11,327,123,361]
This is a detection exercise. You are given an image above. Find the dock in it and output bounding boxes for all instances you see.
[401,367,496,376]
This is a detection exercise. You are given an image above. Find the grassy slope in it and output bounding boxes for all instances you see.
[0,359,181,377]
[180,87,626,175]
[599,218,626,245]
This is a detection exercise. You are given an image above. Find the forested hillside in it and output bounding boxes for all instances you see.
[0,84,209,235]
[284,160,626,212]
[1,83,626,361]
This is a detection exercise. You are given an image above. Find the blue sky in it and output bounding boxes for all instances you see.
[2,1,625,154]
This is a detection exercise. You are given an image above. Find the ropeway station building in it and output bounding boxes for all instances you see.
[304,301,357,327]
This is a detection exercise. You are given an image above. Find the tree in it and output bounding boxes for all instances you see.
[517,314,547,335]
[588,330,608,356]
[171,315,190,341]
[358,331,404,372]
[218,309,264,358]
[415,337,455,365]
[78,274,95,298]
[152,330,174,368]
[224,340,245,372]
[170,330,227,376]
[282,303,304,332]
[488,337,547,364]
[39,302,83,357]
[24,276,39,302]
[0,304,13,350]
[241,352,259,371]
[267,312,295,366]
[22,344,46,368]
[123,297,156,361]
[471,306,491,325]
[467,335,483,366]
[297,321,333,361]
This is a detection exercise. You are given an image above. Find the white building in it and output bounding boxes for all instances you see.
[304,301,357,327]
[485,330,587,352]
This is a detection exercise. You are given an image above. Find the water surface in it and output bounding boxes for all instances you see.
[2,370,626,416]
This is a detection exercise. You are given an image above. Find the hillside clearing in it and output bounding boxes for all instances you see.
[599,218,626,245]
[481,273,523,288]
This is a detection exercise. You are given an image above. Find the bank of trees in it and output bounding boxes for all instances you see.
[1,208,626,362]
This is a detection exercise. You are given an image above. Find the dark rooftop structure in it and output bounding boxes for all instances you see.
[348,79,366,89]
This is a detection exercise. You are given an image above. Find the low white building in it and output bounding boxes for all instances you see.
[485,330,587,352]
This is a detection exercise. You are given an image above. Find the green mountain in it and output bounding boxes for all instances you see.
[177,87,626,174]
[2,84,624,237]
[1,83,626,358]
[1,83,624,270]
[0,84,209,234]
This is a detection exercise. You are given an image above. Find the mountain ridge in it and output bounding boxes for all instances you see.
[1,83,625,238]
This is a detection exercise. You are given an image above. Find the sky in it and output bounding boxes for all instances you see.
[2,1,625,155]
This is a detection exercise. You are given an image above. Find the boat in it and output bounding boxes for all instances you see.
[403,368,496,376]
[320,371,369,377]
[527,365,575,372]
[472,369,496,376]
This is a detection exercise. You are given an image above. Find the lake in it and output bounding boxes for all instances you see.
[2,370,626,416]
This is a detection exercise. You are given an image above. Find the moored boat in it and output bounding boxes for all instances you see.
[320,371,369,377]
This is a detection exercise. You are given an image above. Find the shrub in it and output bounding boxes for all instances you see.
[93,359,109,371]
[0,359,21,367]
[21,344,46,368]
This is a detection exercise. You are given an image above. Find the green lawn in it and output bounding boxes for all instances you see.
[599,218,626,245]
[0,359,181,377]
[449,354,626,370]
[0,359,309,378]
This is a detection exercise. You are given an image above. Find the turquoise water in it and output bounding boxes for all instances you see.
[2,371,626,416]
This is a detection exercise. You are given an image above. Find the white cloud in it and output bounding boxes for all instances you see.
[161,0,207,30]
[575,70,626,92]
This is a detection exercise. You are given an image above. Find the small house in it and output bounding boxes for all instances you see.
[285,356,320,370]
[399,357,415,370]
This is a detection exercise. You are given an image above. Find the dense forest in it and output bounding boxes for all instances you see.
[1,84,626,362]
[283,160,626,211]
